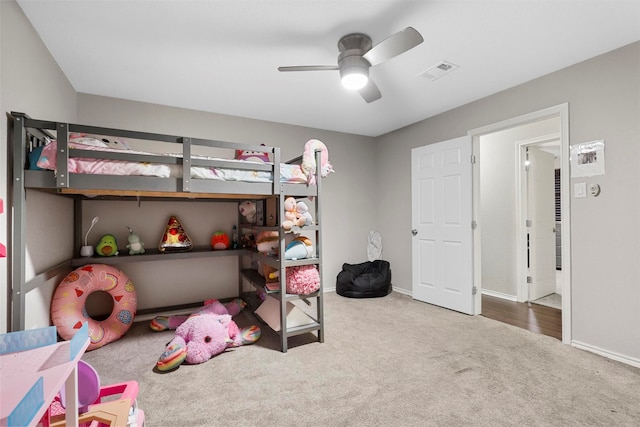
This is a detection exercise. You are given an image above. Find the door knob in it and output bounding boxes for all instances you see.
[411,229,418,236]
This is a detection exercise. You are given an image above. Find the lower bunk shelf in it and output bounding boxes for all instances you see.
[241,268,324,352]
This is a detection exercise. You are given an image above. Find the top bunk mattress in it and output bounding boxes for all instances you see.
[31,135,308,184]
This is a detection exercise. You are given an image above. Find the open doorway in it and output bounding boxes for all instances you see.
[470,104,571,343]
[518,137,562,310]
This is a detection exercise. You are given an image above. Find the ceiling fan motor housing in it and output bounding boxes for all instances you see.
[337,33,373,84]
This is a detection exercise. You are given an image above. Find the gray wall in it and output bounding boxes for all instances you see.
[377,42,640,363]
[1,1,78,332]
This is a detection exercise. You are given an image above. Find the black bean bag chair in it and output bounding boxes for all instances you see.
[336,260,392,298]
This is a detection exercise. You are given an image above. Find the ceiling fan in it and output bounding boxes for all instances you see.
[278,27,424,103]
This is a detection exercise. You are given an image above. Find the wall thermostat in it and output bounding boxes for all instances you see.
[589,183,601,196]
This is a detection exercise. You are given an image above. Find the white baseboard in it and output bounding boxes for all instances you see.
[572,340,640,369]
[328,286,412,297]
[481,289,517,301]
[392,287,412,297]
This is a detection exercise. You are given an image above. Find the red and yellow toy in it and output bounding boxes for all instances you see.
[211,231,230,250]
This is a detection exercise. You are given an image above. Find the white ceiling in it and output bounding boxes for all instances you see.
[16,0,640,137]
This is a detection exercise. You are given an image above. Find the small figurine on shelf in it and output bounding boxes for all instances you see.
[231,225,238,249]
[159,216,193,253]
[126,226,145,255]
[96,234,119,256]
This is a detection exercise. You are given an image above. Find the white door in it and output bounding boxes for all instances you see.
[527,146,556,300]
[411,136,474,314]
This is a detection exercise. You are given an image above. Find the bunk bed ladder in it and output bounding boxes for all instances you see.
[10,114,28,331]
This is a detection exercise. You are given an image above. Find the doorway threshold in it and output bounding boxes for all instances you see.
[531,293,562,310]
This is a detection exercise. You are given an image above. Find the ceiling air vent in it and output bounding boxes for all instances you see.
[418,60,459,81]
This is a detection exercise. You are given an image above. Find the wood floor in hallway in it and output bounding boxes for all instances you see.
[481,294,562,340]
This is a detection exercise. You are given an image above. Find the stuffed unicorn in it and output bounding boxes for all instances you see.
[150,299,260,371]
[301,139,334,185]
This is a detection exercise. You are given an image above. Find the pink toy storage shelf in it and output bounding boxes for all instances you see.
[47,379,144,427]
[0,324,89,427]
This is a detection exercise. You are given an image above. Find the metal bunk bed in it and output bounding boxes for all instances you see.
[8,112,324,352]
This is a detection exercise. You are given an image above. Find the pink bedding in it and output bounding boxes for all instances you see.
[35,138,308,183]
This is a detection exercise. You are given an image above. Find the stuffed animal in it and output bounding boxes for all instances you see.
[296,201,313,226]
[284,235,314,260]
[126,226,145,255]
[239,200,257,224]
[96,234,119,256]
[258,263,280,282]
[235,145,270,163]
[286,265,321,295]
[211,231,230,250]
[282,197,306,231]
[301,139,334,185]
[255,231,279,255]
[150,299,261,371]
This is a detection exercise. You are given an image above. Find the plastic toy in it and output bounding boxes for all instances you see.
[231,225,238,249]
[149,299,261,371]
[46,360,144,427]
[211,231,230,250]
[126,226,145,255]
[282,197,305,231]
[296,200,313,226]
[239,200,257,223]
[301,139,334,185]
[96,234,119,256]
[159,215,193,252]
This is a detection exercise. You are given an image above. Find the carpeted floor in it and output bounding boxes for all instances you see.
[82,291,640,426]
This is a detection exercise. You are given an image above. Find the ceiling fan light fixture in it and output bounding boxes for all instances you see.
[339,54,370,90]
[341,68,368,90]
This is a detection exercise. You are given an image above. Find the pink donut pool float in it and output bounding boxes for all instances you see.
[51,264,137,351]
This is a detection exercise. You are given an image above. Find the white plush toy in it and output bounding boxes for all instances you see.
[301,139,334,185]
[296,201,313,226]
[239,200,257,223]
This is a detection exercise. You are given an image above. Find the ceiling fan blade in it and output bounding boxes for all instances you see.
[363,27,424,66]
[278,65,339,72]
[359,79,382,103]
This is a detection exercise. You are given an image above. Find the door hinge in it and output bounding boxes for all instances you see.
[527,276,533,284]
[526,219,532,227]
[472,286,477,295]
[471,155,476,164]
[471,220,477,230]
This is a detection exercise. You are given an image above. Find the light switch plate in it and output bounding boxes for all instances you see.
[574,182,587,198]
